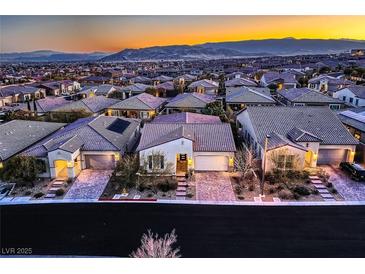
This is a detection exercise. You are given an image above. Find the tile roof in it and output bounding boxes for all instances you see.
[343,85,365,99]
[188,79,219,89]
[24,116,140,156]
[152,112,222,124]
[0,120,65,161]
[165,92,215,109]
[50,96,120,113]
[23,97,71,113]
[267,132,308,152]
[225,78,257,87]
[156,81,175,91]
[153,75,174,82]
[0,85,40,97]
[137,123,236,152]
[226,87,275,104]
[338,110,365,132]
[121,83,152,93]
[308,75,354,85]
[239,106,358,147]
[110,93,166,110]
[279,88,343,104]
[262,72,298,84]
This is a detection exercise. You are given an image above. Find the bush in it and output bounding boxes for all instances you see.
[329,188,338,194]
[293,185,311,196]
[268,186,276,194]
[147,193,154,198]
[237,195,245,200]
[66,178,73,184]
[325,182,333,188]
[157,179,177,192]
[55,188,65,196]
[248,183,255,192]
[186,193,193,198]
[312,189,319,195]
[301,170,310,180]
[276,184,284,191]
[234,185,242,195]
[24,190,32,196]
[286,170,302,180]
[33,192,44,198]
[278,189,294,200]
[265,172,275,184]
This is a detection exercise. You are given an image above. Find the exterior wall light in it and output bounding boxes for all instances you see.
[66,161,74,168]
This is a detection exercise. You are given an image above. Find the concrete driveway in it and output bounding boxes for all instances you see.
[64,169,112,199]
[195,172,236,201]
[321,165,365,201]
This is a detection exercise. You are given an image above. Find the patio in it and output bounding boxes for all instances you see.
[195,172,236,201]
[64,169,113,199]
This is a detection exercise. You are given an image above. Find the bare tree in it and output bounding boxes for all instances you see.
[234,147,256,181]
[130,229,181,258]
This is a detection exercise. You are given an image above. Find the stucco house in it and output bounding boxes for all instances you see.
[23,116,141,179]
[137,121,236,174]
[120,83,153,98]
[225,77,258,88]
[277,87,344,110]
[332,86,365,107]
[225,86,276,112]
[38,80,80,96]
[260,72,298,90]
[308,75,354,95]
[108,93,166,120]
[164,92,216,114]
[152,112,222,124]
[0,85,46,107]
[236,106,358,172]
[188,79,219,95]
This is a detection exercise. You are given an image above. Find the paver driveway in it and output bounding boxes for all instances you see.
[195,172,236,201]
[321,165,365,201]
[64,169,112,199]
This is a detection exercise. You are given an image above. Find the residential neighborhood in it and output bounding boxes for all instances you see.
[1,47,365,204]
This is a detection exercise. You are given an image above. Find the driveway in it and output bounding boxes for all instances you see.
[64,169,112,199]
[321,165,365,201]
[195,172,236,201]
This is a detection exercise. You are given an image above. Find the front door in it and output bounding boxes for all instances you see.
[176,154,188,175]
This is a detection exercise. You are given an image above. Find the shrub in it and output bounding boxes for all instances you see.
[234,185,242,195]
[147,193,154,198]
[293,193,301,200]
[158,179,178,192]
[33,192,44,198]
[237,195,245,200]
[325,182,333,188]
[286,170,302,180]
[268,186,276,194]
[301,170,310,180]
[55,188,65,196]
[312,189,319,195]
[265,172,275,184]
[276,184,284,191]
[329,188,338,194]
[24,190,32,196]
[293,185,311,196]
[186,193,193,198]
[248,183,255,192]
[278,189,294,200]
[66,178,73,184]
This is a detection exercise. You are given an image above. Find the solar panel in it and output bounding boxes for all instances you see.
[107,119,131,134]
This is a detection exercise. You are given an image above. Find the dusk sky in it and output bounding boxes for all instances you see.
[1,16,365,53]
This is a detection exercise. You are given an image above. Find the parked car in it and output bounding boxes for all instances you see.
[339,162,365,181]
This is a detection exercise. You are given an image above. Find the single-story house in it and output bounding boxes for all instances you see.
[188,79,219,95]
[152,112,221,124]
[108,93,166,120]
[152,75,174,85]
[0,120,65,167]
[0,85,46,106]
[260,72,298,90]
[78,84,122,98]
[49,96,120,120]
[174,74,197,87]
[308,75,354,95]
[22,97,71,114]
[236,106,358,172]
[225,77,258,88]
[137,122,236,174]
[164,92,216,114]
[120,83,153,98]
[277,87,344,110]
[38,80,80,96]
[155,81,177,97]
[129,76,152,85]
[226,87,276,111]
[23,116,141,179]
[332,85,365,107]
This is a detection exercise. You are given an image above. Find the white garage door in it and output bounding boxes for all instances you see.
[317,149,348,165]
[194,155,229,171]
[85,155,115,169]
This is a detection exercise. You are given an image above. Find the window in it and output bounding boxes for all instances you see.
[148,155,164,170]
[285,155,295,169]
[293,103,305,107]
[277,155,285,168]
[342,96,346,101]
[148,156,153,169]
[349,97,354,104]
[356,99,359,106]
[36,159,47,173]
[160,155,164,169]
[354,130,361,140]
[329,104,340,110]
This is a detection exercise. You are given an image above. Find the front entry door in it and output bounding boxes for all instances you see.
[176,154,188,175]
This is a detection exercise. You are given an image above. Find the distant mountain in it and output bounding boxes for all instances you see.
[0,51,111,62]
[102,38,365,61]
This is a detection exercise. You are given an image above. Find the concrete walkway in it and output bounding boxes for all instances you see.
[195,172,236,201]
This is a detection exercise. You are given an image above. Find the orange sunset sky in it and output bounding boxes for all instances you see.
[1,16,364,53]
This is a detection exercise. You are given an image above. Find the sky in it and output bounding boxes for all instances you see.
[1,16,365,53]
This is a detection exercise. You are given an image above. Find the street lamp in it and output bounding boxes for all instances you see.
[260,134,271,197]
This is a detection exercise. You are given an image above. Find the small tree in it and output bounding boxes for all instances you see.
[234,147,256,181]
[130,229,181,258]
[202,101,228,122]
[0,156,43,186]
[270,148,301,172]
[114,154,139,191]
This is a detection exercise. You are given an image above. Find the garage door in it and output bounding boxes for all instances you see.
[317,149,348,165]
[194,155,229,171]
[85,155,115,169]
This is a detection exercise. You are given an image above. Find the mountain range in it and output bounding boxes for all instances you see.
[2,38,365,62]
